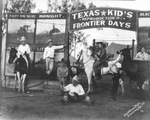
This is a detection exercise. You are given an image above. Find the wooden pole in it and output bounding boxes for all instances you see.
[132,39,135,59]
[0,0,3,85]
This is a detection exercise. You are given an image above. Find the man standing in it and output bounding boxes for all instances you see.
[93,42,106,79]
[43,39,65,75]
[106,53,123,101]
[57,58,68,94]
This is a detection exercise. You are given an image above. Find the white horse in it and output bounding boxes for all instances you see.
[79,43,124,94]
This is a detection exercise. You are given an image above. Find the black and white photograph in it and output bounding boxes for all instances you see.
[1,0,150,120]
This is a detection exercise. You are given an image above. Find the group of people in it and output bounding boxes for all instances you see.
[14,36,149,106]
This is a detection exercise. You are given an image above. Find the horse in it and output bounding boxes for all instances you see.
[118,47,149,100]
[78,43,124,94]
[8,47,29,93]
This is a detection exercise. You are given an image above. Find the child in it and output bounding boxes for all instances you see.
[61,75,95,106]
[57,59,68,94]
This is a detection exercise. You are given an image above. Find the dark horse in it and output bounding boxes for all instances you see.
[8,47,29,93]
[119,47,149,100]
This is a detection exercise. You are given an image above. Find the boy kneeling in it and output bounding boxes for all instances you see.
[61,75,95,106]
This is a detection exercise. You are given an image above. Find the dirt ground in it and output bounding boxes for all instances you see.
[0,75,150,120]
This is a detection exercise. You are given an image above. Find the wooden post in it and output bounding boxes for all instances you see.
[0,0,3,85]
[132,39,135,59]
[64,12,70,82]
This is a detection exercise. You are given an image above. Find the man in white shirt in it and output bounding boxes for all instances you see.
[43,39,64,75]
[134,47,149,61]
[106,53,124,101]
[61,75,95,106]
[17,36,30,55]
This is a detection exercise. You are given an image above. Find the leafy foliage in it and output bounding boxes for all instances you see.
[47,0,95,12]
[7,0,36,13]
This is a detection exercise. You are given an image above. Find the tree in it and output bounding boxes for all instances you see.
[88,2,96,9]
[47,0,90,13]
[7,0,36,13]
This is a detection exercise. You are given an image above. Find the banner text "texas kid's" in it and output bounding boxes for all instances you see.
[70,8,136,31]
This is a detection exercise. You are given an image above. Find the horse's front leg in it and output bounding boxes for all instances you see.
[13,74,17,91]
[86,72,93,94]
[16,72,21,93]
[21,74,27,93]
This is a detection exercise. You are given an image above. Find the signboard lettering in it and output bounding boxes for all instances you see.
[70,8,137,31]
[138,11,150,17]
[8,13,67,19]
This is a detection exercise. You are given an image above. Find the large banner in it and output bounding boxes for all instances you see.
[70,8,137,31]
[6,13,67,77]
[138,11,150,50]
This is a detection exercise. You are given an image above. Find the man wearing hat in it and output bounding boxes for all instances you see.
[93,42,107,79]
[103,52,123,101]
[61,75,95,106]
[17,36,30,55]
[14,36,31,73]
[57,58,69,94]
[43,39,65,75]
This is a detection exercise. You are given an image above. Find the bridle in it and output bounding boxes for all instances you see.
[77,50,93,65]
[10,48,29,69]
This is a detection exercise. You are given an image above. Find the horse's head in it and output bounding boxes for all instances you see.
[8,47,18,64]
[117,47,132,61]
[76,50,83,63]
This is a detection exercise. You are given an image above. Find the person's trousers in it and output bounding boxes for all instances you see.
[58,77,67,91]
[64,93,90,102]
[111,73,121,99]
[93,60,102,76]
[45,58,54,75]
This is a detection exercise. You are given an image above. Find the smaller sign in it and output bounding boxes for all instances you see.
[138,11,150,18]
[8,14,37,19]
[8,13,67,19]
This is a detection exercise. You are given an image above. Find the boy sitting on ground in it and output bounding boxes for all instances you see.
[61,75,95,106]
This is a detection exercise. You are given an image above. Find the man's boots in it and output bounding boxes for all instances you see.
[61,95,69,105]
[86,100,96,106]
[85,96,95,106]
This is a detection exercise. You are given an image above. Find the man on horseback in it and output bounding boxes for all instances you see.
[14,36,31,74]
[93,42,106,79]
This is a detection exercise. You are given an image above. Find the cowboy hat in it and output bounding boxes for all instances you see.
[19,36,26,42]
[47,39,52,44]
[96,42,106,48]
[72,75,79,83]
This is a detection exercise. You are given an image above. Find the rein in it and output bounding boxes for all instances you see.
[83,56,93,65]
[78,50,93,65]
